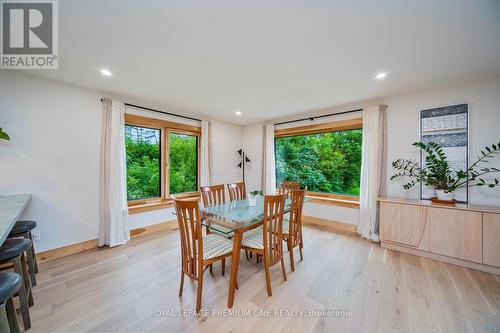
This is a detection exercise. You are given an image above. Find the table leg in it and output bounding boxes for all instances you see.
[228,230,242,308]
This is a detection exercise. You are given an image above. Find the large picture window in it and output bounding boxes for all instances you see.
[169,132,198,194]
[124,113,200,212]
[125,125,161,200]
[275,119,362,197]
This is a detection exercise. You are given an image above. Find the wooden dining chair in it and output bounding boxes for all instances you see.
[173,197,234,313]
[227,182,246,202]
[199,184,232,273]
[278,181,302,198]
[200,184,225,206]
[241,193,287,296]
[282,189,306,271]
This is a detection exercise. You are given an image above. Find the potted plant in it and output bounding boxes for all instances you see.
[248,190,263,206]
[391,141,500,202]
[0,127,10,141]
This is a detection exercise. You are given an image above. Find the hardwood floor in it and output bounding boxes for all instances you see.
[27,225,500,332]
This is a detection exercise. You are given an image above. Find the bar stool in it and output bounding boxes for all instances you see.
[0,239,33,329]
[8,220,38,286]
[0,272,21,333]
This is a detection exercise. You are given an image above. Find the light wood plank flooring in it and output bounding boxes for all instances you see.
[27,225,500,332]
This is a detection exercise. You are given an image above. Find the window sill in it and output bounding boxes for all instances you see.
[128,192,199,214]
[305,195,360,209]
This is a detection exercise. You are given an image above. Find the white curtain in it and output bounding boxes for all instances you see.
[200,120,213,186]
[358,105,387,242]
[98,99,130,247]
[262,124,276,194]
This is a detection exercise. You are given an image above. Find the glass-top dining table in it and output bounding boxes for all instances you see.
[200,195,310,308]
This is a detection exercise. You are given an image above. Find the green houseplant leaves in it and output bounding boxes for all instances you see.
[391,141,500,192]
[0,128,10,141]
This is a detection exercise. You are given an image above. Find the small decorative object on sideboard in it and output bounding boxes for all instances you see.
[391,141,500,204]
[0,127,10,141]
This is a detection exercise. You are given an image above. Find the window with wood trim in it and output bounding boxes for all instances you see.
[125,114,201,210]
[275,118,362,199]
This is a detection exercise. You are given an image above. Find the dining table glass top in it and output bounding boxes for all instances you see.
[201,195,310,234]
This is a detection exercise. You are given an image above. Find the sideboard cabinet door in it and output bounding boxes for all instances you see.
[380,202,429,250]
[428,207,482,263]
[483,213,500,267]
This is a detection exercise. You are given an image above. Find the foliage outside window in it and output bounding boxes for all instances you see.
[125,125,161,200]
[169,132,198,194]
[275,129,362,196]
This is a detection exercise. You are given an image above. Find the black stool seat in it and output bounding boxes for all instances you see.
[0,239,31,261]
[9,220,37,236]
[0,272,21,303]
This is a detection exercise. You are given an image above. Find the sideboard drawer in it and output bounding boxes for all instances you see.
[428,207,482,263]
[380,202,429,250]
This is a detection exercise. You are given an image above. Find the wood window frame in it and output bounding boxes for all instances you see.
[275,117,362,209]
[125,113,201,214]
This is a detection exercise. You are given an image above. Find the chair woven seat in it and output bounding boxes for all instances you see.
[198,234,234,260]
[242,228,264,250]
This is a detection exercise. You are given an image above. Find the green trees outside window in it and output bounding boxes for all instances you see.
[275,129,362,195]
[125,125,161,200]
[169,133,198,194]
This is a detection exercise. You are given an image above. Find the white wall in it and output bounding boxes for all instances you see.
[0,72,102,252]
[0,72,243,251]
[243,76,500,225]
[385,76,500,206]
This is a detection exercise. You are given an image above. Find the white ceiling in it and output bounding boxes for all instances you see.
[28,0,500,125]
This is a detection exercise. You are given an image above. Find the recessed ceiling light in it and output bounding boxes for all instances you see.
[100,69,112,76]
[376,72,387,80]
[235,110,242,116]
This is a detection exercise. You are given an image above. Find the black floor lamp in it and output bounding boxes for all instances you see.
[237,149,251,182]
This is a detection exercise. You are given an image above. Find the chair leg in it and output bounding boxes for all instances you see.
[196,271,203,313]
[288,241,295,272]
[263,255,272,297]
[299,243,303,261]
[13,257,30,329]
[26,247,37,287]
[6,298,20,333]
[209,264,213,274]
[245,250,249,261]
[0,302,9,333]
[20,255,33,307]
[178,271,185,297]
[221,259,225,276]
[280,255,287,281]
[28,232,38,274]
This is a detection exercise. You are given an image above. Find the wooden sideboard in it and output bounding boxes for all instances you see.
[378,197,500,275]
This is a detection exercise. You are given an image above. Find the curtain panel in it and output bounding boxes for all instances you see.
[200,120,213,186]
[262,124,276,194]
[98,99,130,247]
[357,105,387,242]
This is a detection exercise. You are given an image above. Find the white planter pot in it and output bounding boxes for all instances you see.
[436,189,455,201]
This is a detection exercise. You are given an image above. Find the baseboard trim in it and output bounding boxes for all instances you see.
[302,215,357,235]
[36,239,98,263]
[36,220,178,263]
[381,241,500,276]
